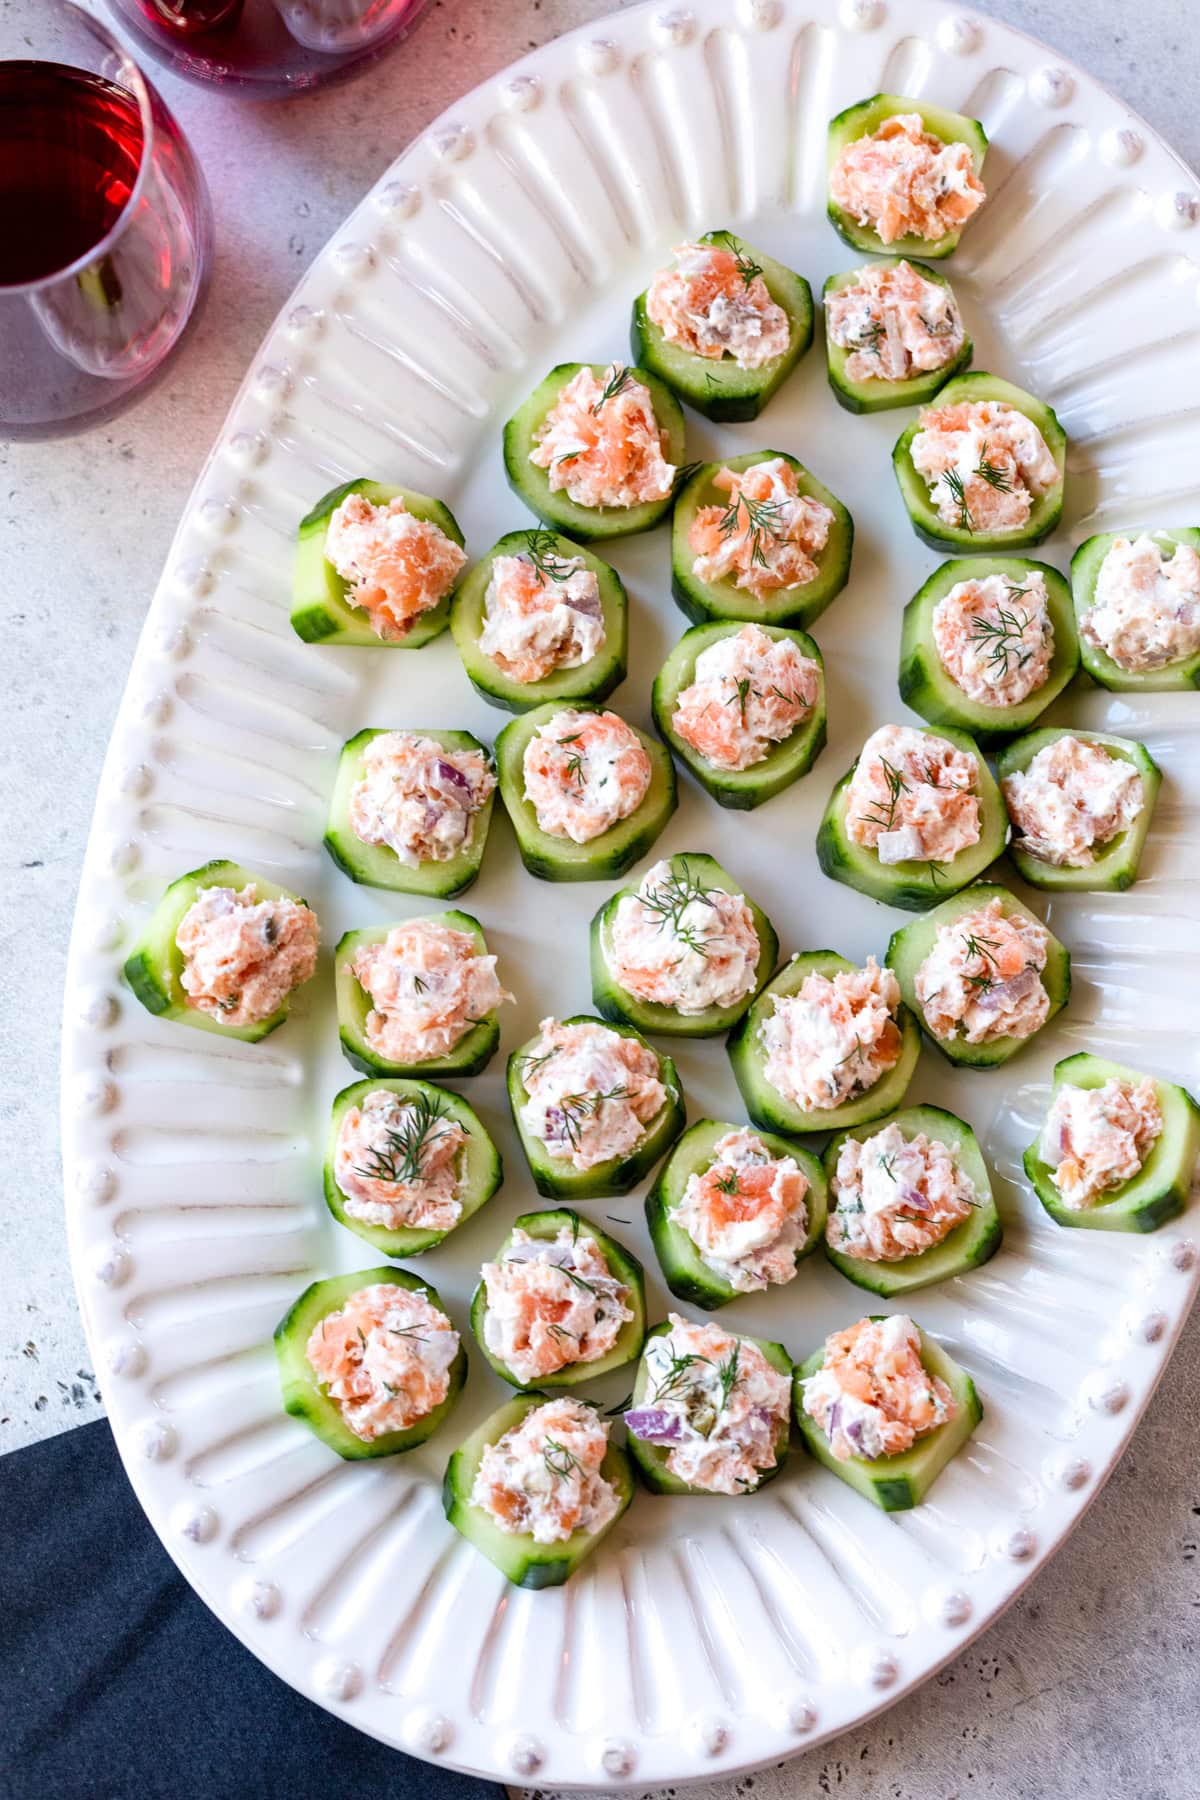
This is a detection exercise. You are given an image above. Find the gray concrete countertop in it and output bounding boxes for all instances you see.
[3,1,1198,1793]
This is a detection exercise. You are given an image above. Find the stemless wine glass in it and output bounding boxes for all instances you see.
[0,0,212,439]
[103,0,431,95]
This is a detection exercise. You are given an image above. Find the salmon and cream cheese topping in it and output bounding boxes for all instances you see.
[350,919,511,1066]
[825,259,965,383]
[1039,1077,1163,1210]
[829,113,986,246]
[802,1314,956,1462]
[305,1283,459,1442]
[625,1315,790,1494]
[671,1129,810,1292]
[520,1017,667,1171]
[348,732,495,868]
[529,363,676,511]
[761,956,903,1113]
[932,571,1055,707]
[471,1398,621,1545]
[334,1088,466,1233]
[645,238,791,369]
[480,1226,633,1384]
[688,458,835,600]
[608,859,761,1015]
[479,537,605,684]
[1002,736,1145,868]
[324,492,466,642]
[845,723,981,865]
[522,707,652,844]
[175,884,318,1028]
[914,897,1050,1045]
[910,400,1058,535]
[671,623,820,772]
[1080,534,1200,673]
[828,1122,977,1264]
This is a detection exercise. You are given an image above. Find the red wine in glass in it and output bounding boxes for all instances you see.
[0,3,211,438]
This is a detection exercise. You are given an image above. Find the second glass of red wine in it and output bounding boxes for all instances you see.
[105,0,431,94]
[0,1,212,439]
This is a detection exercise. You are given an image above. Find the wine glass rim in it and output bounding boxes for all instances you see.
[0,0,159,296]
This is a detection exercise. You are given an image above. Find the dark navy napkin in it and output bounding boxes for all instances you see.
[0,1417,505,1800]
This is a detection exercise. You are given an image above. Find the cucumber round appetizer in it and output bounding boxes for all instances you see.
[324,728,496,897]
[470,1209,646,1387]
[671,451,853,630]
[892,374,1067,554]
[449,528,628,713]
[590,852,779,1038]
[625,1318,793,1496]
[630,229,814,423]
[728,950,921,1136]
[898,557,1079,743]
[1023,1052,1200,1233]
[794,1315,982,1510]
[123,859,317,1043]
[823,259,972,414]
[645,1119,827,1310]
[997,728,1161,892]
[443,1391,634,1588]
[822,1105,1002,1297]
[275,1266,466,1460]
[503,361,686,541]
[335,910,505,1078]
[1071,528,1200,691]
[494,700,676,882]
[652,620,827,810]
[816,721,1008,912]
[507,1014,685,1200]
[886,882,1070,1070]
[827,95,988,260]
[290,477,465,646]
[323,1078,502,1257]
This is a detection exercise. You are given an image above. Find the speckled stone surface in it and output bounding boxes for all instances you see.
[3,0,1198,1790]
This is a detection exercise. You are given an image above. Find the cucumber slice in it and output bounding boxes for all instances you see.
[494,701,677,882]
[123,859,314,1043]
[323,1078,502,1257]
[823,259,973,414]
[589,851,779,1038]
[1071,528,1200,691]
[827,95,988,259]
[630,229,814,423]
[507,1014,686,1200]
[892,374,1067,553]
[652,621,828,810]
[470,1210,647,1386]
[794,1322,982,1509]
[323,728,496,897]
[816,722,1008,912]
[886,882,1070,1069]
[335,910,502,1078]
[727,950,921,1135]
[290,478,464,646]
[672,452,854,630]
[645,1118,828,1310]
[997,728,1162,892]
[274,1266,466,1460]
[626,1321,792,1495]
[443,1392,634,1588]
[898,557,1079,743]
[449,529,628,713]
[822,1105,1002,1297]
[1023,1052,1200,1233]
[502,363,686,541]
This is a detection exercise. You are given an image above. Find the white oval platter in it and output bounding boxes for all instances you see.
[62,0,1200,1786]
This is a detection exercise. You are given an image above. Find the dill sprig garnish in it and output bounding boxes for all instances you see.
[713,231,763,288]
[592,363,633,412]
[726,676,759,721]
[974,447,1013,493]
[877,1152,899,1182]
[650,1350,713,1403]
[712,1167,741,1196]
[636,858,718,960]
[717,1342,741,1411]
[857,754,909,835]
[851,317,886,356]
[835,1035,866,1070]
[556,1086,630,1152]
[960,930,1001,967]
[521,1044,559,1083]
[942,467,973,532]
[543,1436,583,1479]
[521,528,574,583]
[352,1091,454,1188]
[717,488,787,571]
[967,603,1036,677]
